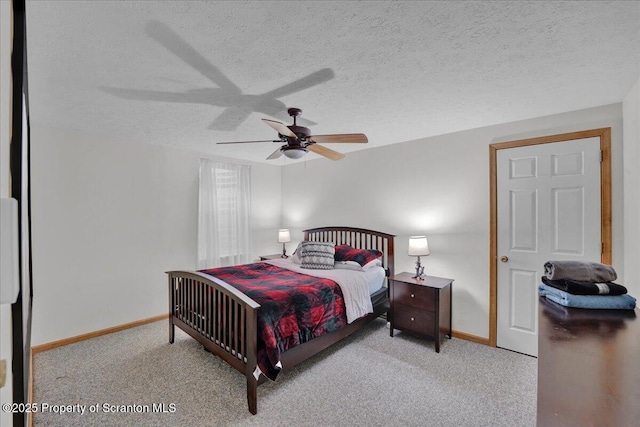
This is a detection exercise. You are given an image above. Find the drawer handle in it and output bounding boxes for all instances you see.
[411,317,415,321]
[411,294,415,298]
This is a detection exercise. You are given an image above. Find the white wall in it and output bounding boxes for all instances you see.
[0,0,14,422]
[623,77,640,298]
[281,103,625,339]
[30,127,282,346]
[26,95,635,346]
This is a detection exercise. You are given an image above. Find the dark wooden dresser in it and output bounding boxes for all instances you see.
[537,296,640,427]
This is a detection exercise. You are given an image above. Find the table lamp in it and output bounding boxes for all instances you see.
[278,229,291,258]
[408,236,429,279]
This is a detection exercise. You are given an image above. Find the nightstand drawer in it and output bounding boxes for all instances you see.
[393,281,435,311]
[394,304,435,336]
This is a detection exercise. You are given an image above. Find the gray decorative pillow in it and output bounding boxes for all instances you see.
[299,241,335,270]
[291,242,304,264]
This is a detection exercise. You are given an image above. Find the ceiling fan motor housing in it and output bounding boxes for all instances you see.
[286,107,310,141]
[287,125,311,142]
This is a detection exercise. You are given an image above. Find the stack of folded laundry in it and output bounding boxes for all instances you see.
[538,260,636,310]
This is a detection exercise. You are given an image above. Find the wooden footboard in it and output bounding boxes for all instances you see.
[167,271,261,414]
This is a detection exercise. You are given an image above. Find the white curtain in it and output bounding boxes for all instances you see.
[197,159,252,268]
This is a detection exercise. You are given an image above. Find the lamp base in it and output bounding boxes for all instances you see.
[412,256,425,280]
[281,243,288,258]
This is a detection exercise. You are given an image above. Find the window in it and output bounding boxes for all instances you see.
[197,159,251,268]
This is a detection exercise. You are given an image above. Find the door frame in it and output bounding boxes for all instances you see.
[488,128,612,347]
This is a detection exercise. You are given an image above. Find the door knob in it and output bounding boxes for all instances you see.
[500,256,509,263]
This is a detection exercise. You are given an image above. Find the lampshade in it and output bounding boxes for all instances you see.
[408,236,430,256]
[278,229,291,243]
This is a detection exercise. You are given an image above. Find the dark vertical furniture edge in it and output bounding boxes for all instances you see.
[9,1,33,426]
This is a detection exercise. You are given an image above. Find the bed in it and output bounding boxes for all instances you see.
[166,226,395,414]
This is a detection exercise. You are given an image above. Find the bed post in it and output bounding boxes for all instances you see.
[245,306,258,414]
[168,273,175,344]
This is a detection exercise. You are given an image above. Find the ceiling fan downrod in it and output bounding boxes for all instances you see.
[288,107,302,126]
[286,107,310,140]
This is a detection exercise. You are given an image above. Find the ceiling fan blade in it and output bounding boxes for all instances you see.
[307,144,345,161]
[266,147,283,160]
[217,140,279,144]
[262,119,297,138]
[309,133,368,144]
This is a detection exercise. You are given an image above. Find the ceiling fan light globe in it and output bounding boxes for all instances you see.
[282,148,307,159]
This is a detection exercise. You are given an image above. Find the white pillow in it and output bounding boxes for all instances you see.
[362,258,383,270]
[334,260,363,271]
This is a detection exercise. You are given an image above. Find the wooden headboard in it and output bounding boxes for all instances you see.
[303,226,395,279]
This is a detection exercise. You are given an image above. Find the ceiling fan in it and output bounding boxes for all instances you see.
[217,108,368,161]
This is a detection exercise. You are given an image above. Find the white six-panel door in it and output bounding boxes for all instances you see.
[497,137,601,356]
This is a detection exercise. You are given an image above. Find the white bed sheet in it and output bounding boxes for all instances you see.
[265,258,385,323]
[361,266,386,294]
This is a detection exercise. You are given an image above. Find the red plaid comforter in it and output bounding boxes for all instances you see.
[199,262,347,380]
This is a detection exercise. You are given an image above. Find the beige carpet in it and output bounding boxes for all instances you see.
[33,318,536,426]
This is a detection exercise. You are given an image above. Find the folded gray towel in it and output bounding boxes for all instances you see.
[544,261,617,282]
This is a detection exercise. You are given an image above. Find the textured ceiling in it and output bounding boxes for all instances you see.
[25,1,640,164]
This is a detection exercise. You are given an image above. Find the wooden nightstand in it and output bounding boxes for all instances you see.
[389,272,453,352]
[259,254,284,261]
